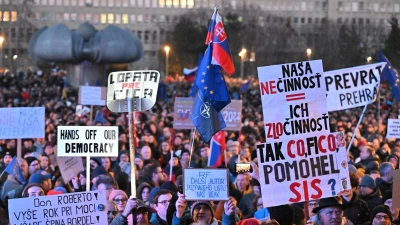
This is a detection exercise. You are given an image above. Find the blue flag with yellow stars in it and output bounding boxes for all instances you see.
[195,44,231,112]
[5,156,26,185]
[378,51,400,101]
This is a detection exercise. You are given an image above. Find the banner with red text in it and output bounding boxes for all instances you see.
[256,132,350,207]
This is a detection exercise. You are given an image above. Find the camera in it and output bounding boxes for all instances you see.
[235,163,253,173]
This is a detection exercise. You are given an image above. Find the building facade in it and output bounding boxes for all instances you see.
[0,0,399,73]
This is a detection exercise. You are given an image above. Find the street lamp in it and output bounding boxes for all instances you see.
[0,36,4,70]
[306,48,312,60]
[367,56,372,64]
[164,45,170,77]
[239,48,247,79]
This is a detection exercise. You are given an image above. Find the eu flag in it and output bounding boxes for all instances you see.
[378,51,400,101]
[5,156,26,185]
[191,90,226,143]
[195,44,231,112]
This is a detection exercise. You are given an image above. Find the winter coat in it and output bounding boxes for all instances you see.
[375,178,392,196]
[171,211,236,225]
[358,188,382,212]
[358,155,379,174]
[342,194,370,225]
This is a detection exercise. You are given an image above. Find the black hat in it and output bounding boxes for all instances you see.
[25,156,39,166]
[292,205,305,225]
[382,190,392,204]
[370,205,393,222]
[91,166,107,179]
[268,204,294,225]
[312,197,347,214]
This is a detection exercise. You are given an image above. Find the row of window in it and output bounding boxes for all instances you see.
[337,1,400,13]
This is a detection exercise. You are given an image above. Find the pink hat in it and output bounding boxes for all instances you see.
[108,190,128,201]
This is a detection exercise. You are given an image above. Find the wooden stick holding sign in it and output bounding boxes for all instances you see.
[346,104,367,152]
[106,70,160,198]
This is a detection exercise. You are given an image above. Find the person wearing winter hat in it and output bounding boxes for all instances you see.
[268,204,294,225]
[369,205,393,225]
[188,197,237,225]
[110,198,156,225]
[387,154,399,169]
[358,174,382,211]
[25,156,40,176]
[28,170,52,192]
[312,197,347,225]
[47,186,67,196]
[236,218,261,225]
[109,189,129,214]
[91,165,107,187]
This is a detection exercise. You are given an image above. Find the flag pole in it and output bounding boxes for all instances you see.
[188,129,196,168]
[346,104,368,152]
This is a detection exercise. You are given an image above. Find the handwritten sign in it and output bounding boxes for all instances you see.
[183,168,229,201]
[324,63,385,112]
[173,98,242,131]
[9,191,107,225]
[256,132,350,207]
[106,70,160,112]
[386,119,400,139]
[0,107,45,139]
[57,126,118,157]
[78,86,107,106]
[57,156,84,183]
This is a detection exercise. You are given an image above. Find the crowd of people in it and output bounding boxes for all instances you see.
[0,68,399,225]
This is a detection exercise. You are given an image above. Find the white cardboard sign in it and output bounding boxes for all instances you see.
[79,86,107,106]
[183,168,229,201]
[387,119,400,138]
[57,156,85,183]
[324,63,385,112]
[8,191,107,225]
[57,126,118,157]
[0,107,45,139]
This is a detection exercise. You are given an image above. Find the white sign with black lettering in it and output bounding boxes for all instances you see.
[106,70,160,112]
[324,62,385,112]
[387,119,400,138]
[57,126,118,157]
[9,191,107,225]
[183,168,229,201]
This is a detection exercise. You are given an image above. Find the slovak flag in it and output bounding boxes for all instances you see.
[208,131,226,168]
[205,7,235,75]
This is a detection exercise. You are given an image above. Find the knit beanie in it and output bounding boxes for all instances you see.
[91,166,107,179]
[191,201,215,219]
[47,187,67,195]
[360,174,375,189]
[28,171,51,184]
[160,181,178,193]
[108,190,128,201]
[370,205,393,222]
[382,190,392,204]
[25,156,39,166]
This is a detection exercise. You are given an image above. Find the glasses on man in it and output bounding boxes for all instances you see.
[375,215,391,220]
[113,198,127,204]
[157,200,171,206]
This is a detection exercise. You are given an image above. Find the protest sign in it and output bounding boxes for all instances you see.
[57,156,84,183]
[0,107,45,139]
[386,119,400,139]
[393,169,400,209]
[256,132,350,207]
[78,86,107,106]
[173,98,242,131]
[57,126,118,157]
[324,62,385,112]
[183,168,229,201]
[9,191,107,225]
[257,60,329,142]
[106,70,160,112]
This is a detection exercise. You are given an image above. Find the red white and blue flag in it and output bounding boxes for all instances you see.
[208,131,226,168]
[205,7,235,75]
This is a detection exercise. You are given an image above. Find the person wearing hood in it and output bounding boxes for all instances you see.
[358,174,382,212]
[137,182,152,205]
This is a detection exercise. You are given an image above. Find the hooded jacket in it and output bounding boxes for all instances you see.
[358,188,382,212]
